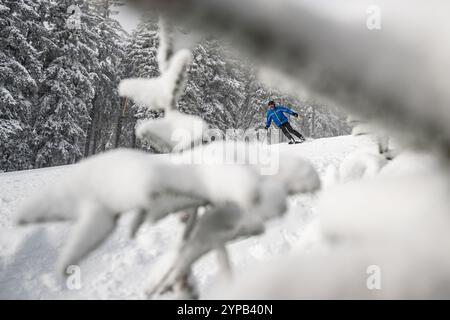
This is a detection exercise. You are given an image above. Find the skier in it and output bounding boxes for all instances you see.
[265,100,305,144]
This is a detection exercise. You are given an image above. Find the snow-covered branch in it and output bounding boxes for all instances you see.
[17,145,319,280]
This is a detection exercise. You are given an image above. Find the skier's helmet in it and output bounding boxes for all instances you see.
[268,101,276,107]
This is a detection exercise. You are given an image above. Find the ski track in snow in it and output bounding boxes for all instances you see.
[0,135,375,299]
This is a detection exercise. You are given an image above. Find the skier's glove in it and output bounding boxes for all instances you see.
[293,112,299,118]
[264,126,269,130]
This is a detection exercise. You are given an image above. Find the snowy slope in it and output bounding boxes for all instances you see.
[0,135,375,299]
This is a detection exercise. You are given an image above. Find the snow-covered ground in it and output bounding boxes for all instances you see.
[0,135,375,299]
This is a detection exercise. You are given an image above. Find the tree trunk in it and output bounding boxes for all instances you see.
[114,98,127,148]
[114,112,123,148]
[92,111,102,154]
[84,103,97,157]
[131,120,137,148]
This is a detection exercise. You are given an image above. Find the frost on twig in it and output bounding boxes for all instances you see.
[119,16,191,111]
[145,152,320,298]
[118,49,192,110]
[136,110,208,152]
[119,16,207,152]
[16,149,203,273]
[157,17,175,74]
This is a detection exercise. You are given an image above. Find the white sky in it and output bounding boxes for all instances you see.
[113,4,140,33]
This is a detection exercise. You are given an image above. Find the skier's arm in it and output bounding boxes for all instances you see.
[265,112,273,129]
[279,106,299,117]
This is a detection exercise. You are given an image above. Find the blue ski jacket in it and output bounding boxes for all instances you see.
[265,105,296,128]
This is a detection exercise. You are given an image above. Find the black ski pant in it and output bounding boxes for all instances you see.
[279,122,305,141]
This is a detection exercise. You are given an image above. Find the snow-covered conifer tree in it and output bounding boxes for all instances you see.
[83,0,127,156]
[0,0,45,171]
[33,0,96,166]
[179,39,248,131]
[33,0,126,166]
[117,15,160,149]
